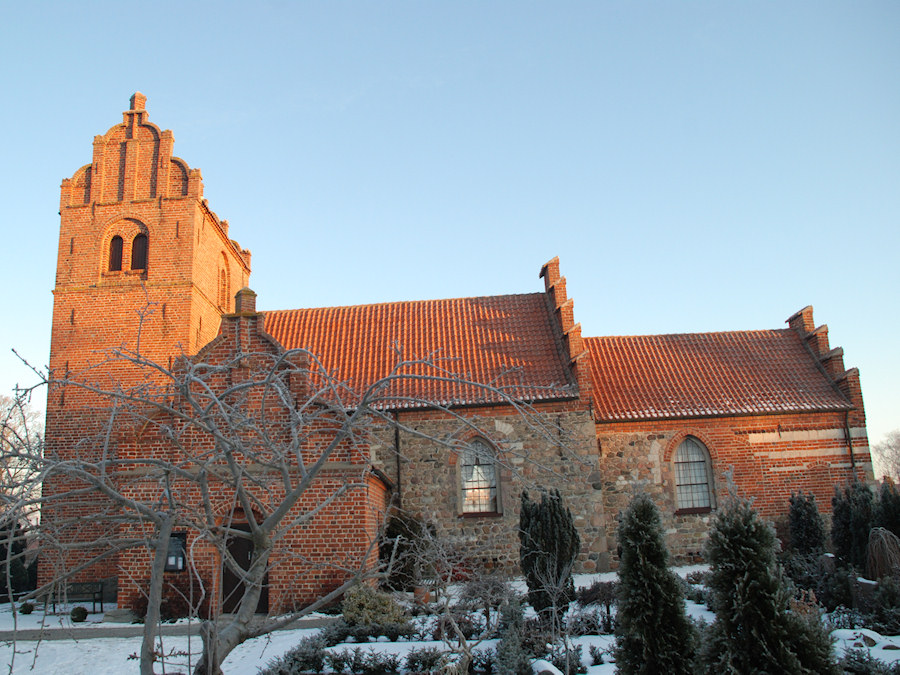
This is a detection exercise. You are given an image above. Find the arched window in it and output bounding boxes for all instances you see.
[108,236,123,271]
[674,436,715,513]
[131,233,148,270]
[460,439,499,514]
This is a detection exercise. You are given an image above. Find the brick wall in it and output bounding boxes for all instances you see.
[596,411,873,563]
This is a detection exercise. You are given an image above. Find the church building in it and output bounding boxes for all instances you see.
[40,95,873,613]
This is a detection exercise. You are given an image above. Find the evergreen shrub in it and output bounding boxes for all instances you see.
[703,498,838,674]
[789,491,827,554]
[833,482,874,570]
[341,584,407,627]
[613,493,695,675]
[518,489,580,625]
[70,605,88,622]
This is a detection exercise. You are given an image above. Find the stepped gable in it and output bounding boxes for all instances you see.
[263,293,578,409]
[585,328,853,422]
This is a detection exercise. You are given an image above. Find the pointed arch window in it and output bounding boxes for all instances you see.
[109,236,123,272]
[674,436,715,514]
[460,439,499,514]
[131,233,148,270]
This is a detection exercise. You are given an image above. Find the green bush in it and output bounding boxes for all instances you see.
[70,605,88,622]
[833,482,874,570]
[839,647,900,674]
[703,498,838,674]
[875,482,900,540]
[789,491,827,554]
[379,511,434,591]
[614,494,694,675]
[518,489,580,625]
[495,599,531,675]
[547,642,586,675]
[260,633,327,674]
[404,645,446,673]
[341,584,407,627]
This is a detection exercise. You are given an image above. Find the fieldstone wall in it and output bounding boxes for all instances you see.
[372,406,609,574]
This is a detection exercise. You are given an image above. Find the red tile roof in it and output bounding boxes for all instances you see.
[585,330,852,421]
[263,294,576,409]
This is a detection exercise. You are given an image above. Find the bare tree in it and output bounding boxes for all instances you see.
[875,429,900,481]
[9,314,577,674]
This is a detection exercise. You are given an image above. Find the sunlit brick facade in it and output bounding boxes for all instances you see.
[41,95,873,611]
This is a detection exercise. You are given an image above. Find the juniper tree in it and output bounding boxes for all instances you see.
[613,493,694,675]
[702,498,838,675]
[832,481,874,570]
[788,491,826,555]
[518,489,580,628]
[875,481,900,540]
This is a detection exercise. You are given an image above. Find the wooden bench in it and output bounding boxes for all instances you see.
[52,581,104,614]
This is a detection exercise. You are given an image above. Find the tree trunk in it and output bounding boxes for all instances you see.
[141,516,173,675]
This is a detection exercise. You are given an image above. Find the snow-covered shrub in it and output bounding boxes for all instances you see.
[495,599,531,675]
[260,633,327,674]
[341,584,408,626]
[589,645,606,666]
[703,497,839,674]
[614,493,695,675]
[547,642,586,675]
[839,647,900,674]
[472,647,496,674]
[404,645,446,673]
[566,606,608,636]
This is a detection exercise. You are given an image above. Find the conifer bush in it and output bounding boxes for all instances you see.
[518,489,580,626]
[875,481,900,540]
[613,493,694,675]
[495,598,531,675]
[789,491,826,554]
[702,498,838,674]
[833,481,874,570]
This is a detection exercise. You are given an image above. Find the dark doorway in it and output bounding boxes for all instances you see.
[221,523,269,614]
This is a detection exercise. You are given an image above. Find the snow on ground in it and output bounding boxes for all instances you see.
[1,564,897,674]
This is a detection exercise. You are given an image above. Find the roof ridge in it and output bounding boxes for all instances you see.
[264,292,544,314]
[584,328,791,341]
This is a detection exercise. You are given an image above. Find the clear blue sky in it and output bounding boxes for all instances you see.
[1,2,897,457]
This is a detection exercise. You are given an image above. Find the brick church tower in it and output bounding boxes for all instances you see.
[41,93,251,586]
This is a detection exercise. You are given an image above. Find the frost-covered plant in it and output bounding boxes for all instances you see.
[404,645,446,673]
[495,599,531,675]
[547,642,586,675]
[341,584,408,626]
[472,647,496,674]
[259,633,326,674]
[703,497,839,674]
[614,493,695,675]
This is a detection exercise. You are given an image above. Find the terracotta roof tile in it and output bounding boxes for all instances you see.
[264,293,576,409]
[585,330,852,421]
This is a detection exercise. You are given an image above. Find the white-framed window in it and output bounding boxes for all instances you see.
[460,439,499,515]
[674,436,715,513]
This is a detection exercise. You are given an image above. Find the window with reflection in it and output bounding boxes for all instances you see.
[674,436,715,513]
[460,439,499,514]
